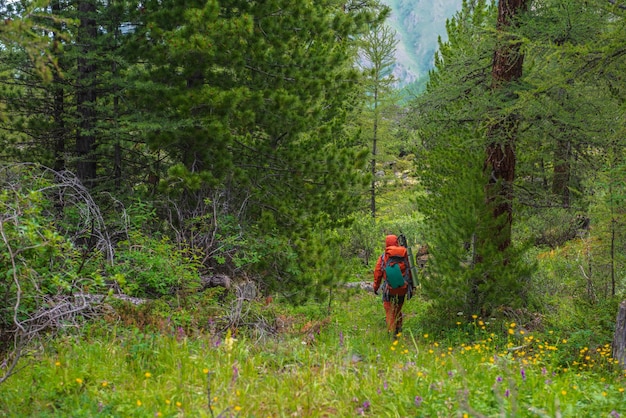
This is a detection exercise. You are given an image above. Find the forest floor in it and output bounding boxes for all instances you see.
[1,286,625,417]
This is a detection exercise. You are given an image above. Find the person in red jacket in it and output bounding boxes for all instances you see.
[373,234,414,336]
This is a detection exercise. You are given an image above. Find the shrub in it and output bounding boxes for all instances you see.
[105,231,202,298]
[0,165,105,383]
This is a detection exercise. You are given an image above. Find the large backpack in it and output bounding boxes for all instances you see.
[381,254,408,289]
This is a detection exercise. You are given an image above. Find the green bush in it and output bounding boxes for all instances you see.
[106,232,201,298]
[0,166,104,357]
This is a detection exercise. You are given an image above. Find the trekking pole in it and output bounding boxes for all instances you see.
[398,233,419,287]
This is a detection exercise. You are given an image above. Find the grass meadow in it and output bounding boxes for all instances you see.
[1,289,624,417]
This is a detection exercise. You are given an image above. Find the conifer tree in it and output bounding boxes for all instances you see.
[409,0,534,316]
[357,21,398,218]
[118,0,386,295]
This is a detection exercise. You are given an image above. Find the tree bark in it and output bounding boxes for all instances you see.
[613,300,626,369]
[51,0,66,173]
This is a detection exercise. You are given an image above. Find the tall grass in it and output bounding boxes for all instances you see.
[1,290,624,417]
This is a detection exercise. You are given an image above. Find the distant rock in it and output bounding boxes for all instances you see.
[345,281,374,292]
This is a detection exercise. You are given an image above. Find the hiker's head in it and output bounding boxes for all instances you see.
[385,235,398,247]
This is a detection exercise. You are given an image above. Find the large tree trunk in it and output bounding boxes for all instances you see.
[613,300,626,369]
[76,0,98,185]
[483,0,529,252]
[471,0,528,311]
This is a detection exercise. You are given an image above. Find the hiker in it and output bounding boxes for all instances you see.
[373,234,414,336]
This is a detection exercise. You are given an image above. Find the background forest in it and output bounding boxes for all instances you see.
[1,0,626,416]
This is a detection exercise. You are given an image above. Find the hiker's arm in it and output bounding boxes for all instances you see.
[373,256,383,293]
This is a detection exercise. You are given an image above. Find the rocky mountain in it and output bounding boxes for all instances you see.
[382,0,463,89]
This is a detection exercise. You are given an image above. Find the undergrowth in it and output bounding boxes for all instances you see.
[0,289,624,417]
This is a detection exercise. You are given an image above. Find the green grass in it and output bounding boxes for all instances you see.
[1,291,625,417]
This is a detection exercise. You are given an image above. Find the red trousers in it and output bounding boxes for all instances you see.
[383,299,404,334]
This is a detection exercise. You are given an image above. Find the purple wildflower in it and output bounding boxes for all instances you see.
[496,376,503,383]
[520,367,526,381]
[610,411,620,418]
[403,361,416,371]
[356,401,370,416]
[541,367,547,376]
[414,396,423,407]
[383,381,388,390]
[545,379,552,385]
[377,388,381,395]
[505,389,510,398]
[448,371,454,378]
[231,364,239,385]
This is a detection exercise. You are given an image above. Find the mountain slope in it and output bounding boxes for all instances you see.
[383,0,463,87]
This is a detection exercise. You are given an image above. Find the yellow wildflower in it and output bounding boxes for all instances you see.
[224,329,237,352]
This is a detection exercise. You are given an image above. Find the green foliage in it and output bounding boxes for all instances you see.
[343,215,380,269]
[106,233,201,298]
[0,165,104,356]
[517,207,587,249]
[103,202,201,298]
[0,185,76,322]
[412,123,532,315]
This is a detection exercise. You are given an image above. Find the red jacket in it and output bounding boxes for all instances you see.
[373,235,411,296]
